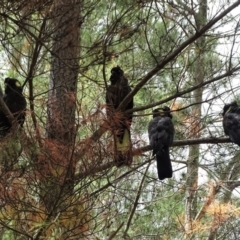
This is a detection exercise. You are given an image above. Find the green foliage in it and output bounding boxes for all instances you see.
[0,0,239,239]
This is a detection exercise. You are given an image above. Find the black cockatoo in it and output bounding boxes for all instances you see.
[0,78,27,137]
[222,101,240,146]
[106,66,134,167]
[148,106,175,180]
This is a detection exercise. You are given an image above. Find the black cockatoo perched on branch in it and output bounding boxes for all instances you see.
[222,101,240,146]
[106,66,134,167]
[148,106,175,180]
[0,78,26,137]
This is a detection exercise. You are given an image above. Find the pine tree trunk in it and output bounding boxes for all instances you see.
[47,0,82,143]
[42,0,82,211]
[185,1,207,238]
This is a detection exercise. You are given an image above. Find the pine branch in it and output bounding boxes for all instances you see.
[107,222,124,240]
[195,183,220,222]
[117,1,240,112]
[126,66,240,114]
[76,137,231,180]
[133,137,231,155]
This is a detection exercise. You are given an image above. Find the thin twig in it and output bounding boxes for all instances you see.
[107,222,124,240]
[88,159,152,196]
[123,162,151,237]
[25,17,47,148]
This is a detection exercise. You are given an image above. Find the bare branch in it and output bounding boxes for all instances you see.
[195,183,220,222]
[127,66,240,113]
[76,137,231,180]
[133,137,231,156]
[117,0,240,111]
[0,95,16,127]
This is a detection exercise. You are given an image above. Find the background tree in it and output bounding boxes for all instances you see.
[0,0,240,239]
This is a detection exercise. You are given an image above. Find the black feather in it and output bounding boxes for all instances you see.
[148,106,175,180]
[0,78,27,137]
[106,66,134,166]
[222,101,240,146]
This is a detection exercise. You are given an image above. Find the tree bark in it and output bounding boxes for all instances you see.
[185,1,207,238]
[42,0,82,211]
[47,0,82,144]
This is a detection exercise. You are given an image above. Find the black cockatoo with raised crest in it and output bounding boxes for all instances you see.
[148,106,175,180]
[106,66,134,167]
